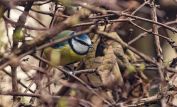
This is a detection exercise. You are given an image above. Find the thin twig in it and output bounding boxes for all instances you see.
[2,69,35,93]
[151,1,164,80]
[96,30,157,65]
[33,54,112,105]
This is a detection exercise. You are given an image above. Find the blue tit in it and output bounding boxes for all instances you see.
[43,30,92,66]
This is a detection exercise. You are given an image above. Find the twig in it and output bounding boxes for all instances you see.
[128,20,177,45]
[14,8,47,28]
[2,69,35,93]
[11,1,34,102]
[131,0,150,15]
[96,31,157,65]
[0,28,93,70]
[33,54,112,105]
[0,91,94,106]
[3,15,47,31]
[129,20,176,47]
[151,1,165,106]
[76,1,177,33]
[74,69,96,75]
[151,1,164,80]
[31,8,68,18]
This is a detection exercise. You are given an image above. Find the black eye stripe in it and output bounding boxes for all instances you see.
[68,39,89,55]
[74,38,90,46]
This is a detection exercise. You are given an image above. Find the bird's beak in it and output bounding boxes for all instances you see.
[88,45,93,48]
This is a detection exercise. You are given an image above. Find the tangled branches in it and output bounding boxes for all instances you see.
[0,0,177,107]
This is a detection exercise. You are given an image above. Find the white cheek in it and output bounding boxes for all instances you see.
[72,40,89,54]
[85,38,92,45]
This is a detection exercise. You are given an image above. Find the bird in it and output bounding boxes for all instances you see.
[43,30,92,66]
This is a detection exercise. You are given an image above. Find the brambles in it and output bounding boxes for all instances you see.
[0,0,177,107]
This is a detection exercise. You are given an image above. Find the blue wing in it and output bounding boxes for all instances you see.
[52,30,75,48]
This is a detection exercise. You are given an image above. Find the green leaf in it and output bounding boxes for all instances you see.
[13,28,24,42]
[58,0,72,6]
[139,63,145,72]
[57,97,68,107]
[126,64,136,74]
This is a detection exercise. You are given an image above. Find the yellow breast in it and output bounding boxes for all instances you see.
[43,45,85,66]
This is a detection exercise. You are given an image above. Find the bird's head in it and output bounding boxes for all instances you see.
[69,32,92,55]
[52,30,92,55]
